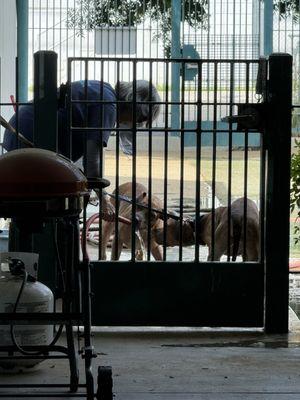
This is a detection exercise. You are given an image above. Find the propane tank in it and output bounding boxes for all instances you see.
[0,253,54,373]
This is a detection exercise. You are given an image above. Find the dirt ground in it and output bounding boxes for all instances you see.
[104,147,261,205]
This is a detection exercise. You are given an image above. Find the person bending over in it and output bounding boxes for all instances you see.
[3,79,161,219]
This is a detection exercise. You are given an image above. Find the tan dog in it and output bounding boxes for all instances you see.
[198,198,260,261]
[153,198,259,261]
[101,182,163,261]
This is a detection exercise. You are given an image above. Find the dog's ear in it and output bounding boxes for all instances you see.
[136,191,147,202]
[136,191,148,210]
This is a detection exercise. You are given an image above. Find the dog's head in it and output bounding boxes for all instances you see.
[153,213,195,247]
[135,191,163,231]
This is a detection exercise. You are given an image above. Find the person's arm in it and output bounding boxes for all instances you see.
[86,138,101,179]
[86,139,114,221]
[85,83,116,221]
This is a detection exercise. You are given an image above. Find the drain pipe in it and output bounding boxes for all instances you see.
[16,0,29,102]
[263,0,273,56]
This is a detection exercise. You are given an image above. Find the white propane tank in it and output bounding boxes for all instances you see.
[0,253,54,373]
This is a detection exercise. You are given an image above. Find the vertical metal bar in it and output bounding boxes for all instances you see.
[82,256,94,398]
[195,61,202,263]
[67,58,72,160]
[163,61,169,261]
[31,0,35,61]
[206,0,210,94]
[46,0,49,49]
[0,59,1,151]
[16,0,29,102]
[243,62,250,260]
[210,62,218,261]
[98,60,104,260]
[53,0,56,55]
[147,61,153,261]
[86,0,90,61]
[265,53,292,333]
[66,0,70,81]
[83,61,88,174]
[72,0,76,61]
[171,0,181,135]
[259,115,266,265]
[59,0,62,83]
[131,62,137,261]
[227,61,234,261]
[114,61,120,261]
[82,61,88,263]
[179,61,185,261]
[39,0,41,49]
[15,57,19,149]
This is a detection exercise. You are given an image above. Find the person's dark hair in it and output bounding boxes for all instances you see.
[115,80,160,125]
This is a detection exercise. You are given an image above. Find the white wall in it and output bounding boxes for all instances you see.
[0,0,17,132]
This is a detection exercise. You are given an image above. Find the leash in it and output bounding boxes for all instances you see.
[104,191,181,221]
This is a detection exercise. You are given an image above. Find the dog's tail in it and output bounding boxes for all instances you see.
[231,217,242,261]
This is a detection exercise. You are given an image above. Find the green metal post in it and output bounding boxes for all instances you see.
[34,51,58,151]
[264,0,273,56]
[171,0,181,134]
[16,0,29,102]
[33,51,58,290]
[265,53,292,333]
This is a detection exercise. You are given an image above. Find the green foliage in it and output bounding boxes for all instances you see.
[291,140,300,244]
[274,0,300,21]
[66,0,208,56]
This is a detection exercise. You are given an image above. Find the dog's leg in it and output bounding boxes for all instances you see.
[100,221,115,260]
[245,240,259,262]
[244,224,260,262]
[207,222,228,261]
[207,247,222,262]
[110,227,125,261]
[150,240,163,261]
[133,230,143,260]
[135,246,144,261]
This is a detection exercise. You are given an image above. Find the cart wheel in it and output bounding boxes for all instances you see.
[96,366,113,400]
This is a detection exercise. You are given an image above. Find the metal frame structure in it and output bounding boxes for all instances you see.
[0,51,113,400]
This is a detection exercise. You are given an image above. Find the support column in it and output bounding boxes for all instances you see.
[263,0,273,56]
[33,51,58,291]
[265,53,292,333]
[16,0,29,102]
[34,50,58,150]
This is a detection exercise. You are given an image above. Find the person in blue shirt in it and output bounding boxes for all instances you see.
[3,79,161,219]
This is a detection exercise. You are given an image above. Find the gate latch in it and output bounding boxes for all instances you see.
[222,103,266,131]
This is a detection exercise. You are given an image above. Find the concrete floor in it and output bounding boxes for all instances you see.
[1,310,300,399]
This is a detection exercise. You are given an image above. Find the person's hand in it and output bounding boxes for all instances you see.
[101,196,115,222]
[95,191,115,222]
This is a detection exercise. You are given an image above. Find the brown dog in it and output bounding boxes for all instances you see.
[153,198,259,261]
[101,182,163,261]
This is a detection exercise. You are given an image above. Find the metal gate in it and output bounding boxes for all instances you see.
[59,53,290,331]
[0,49,291,332]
